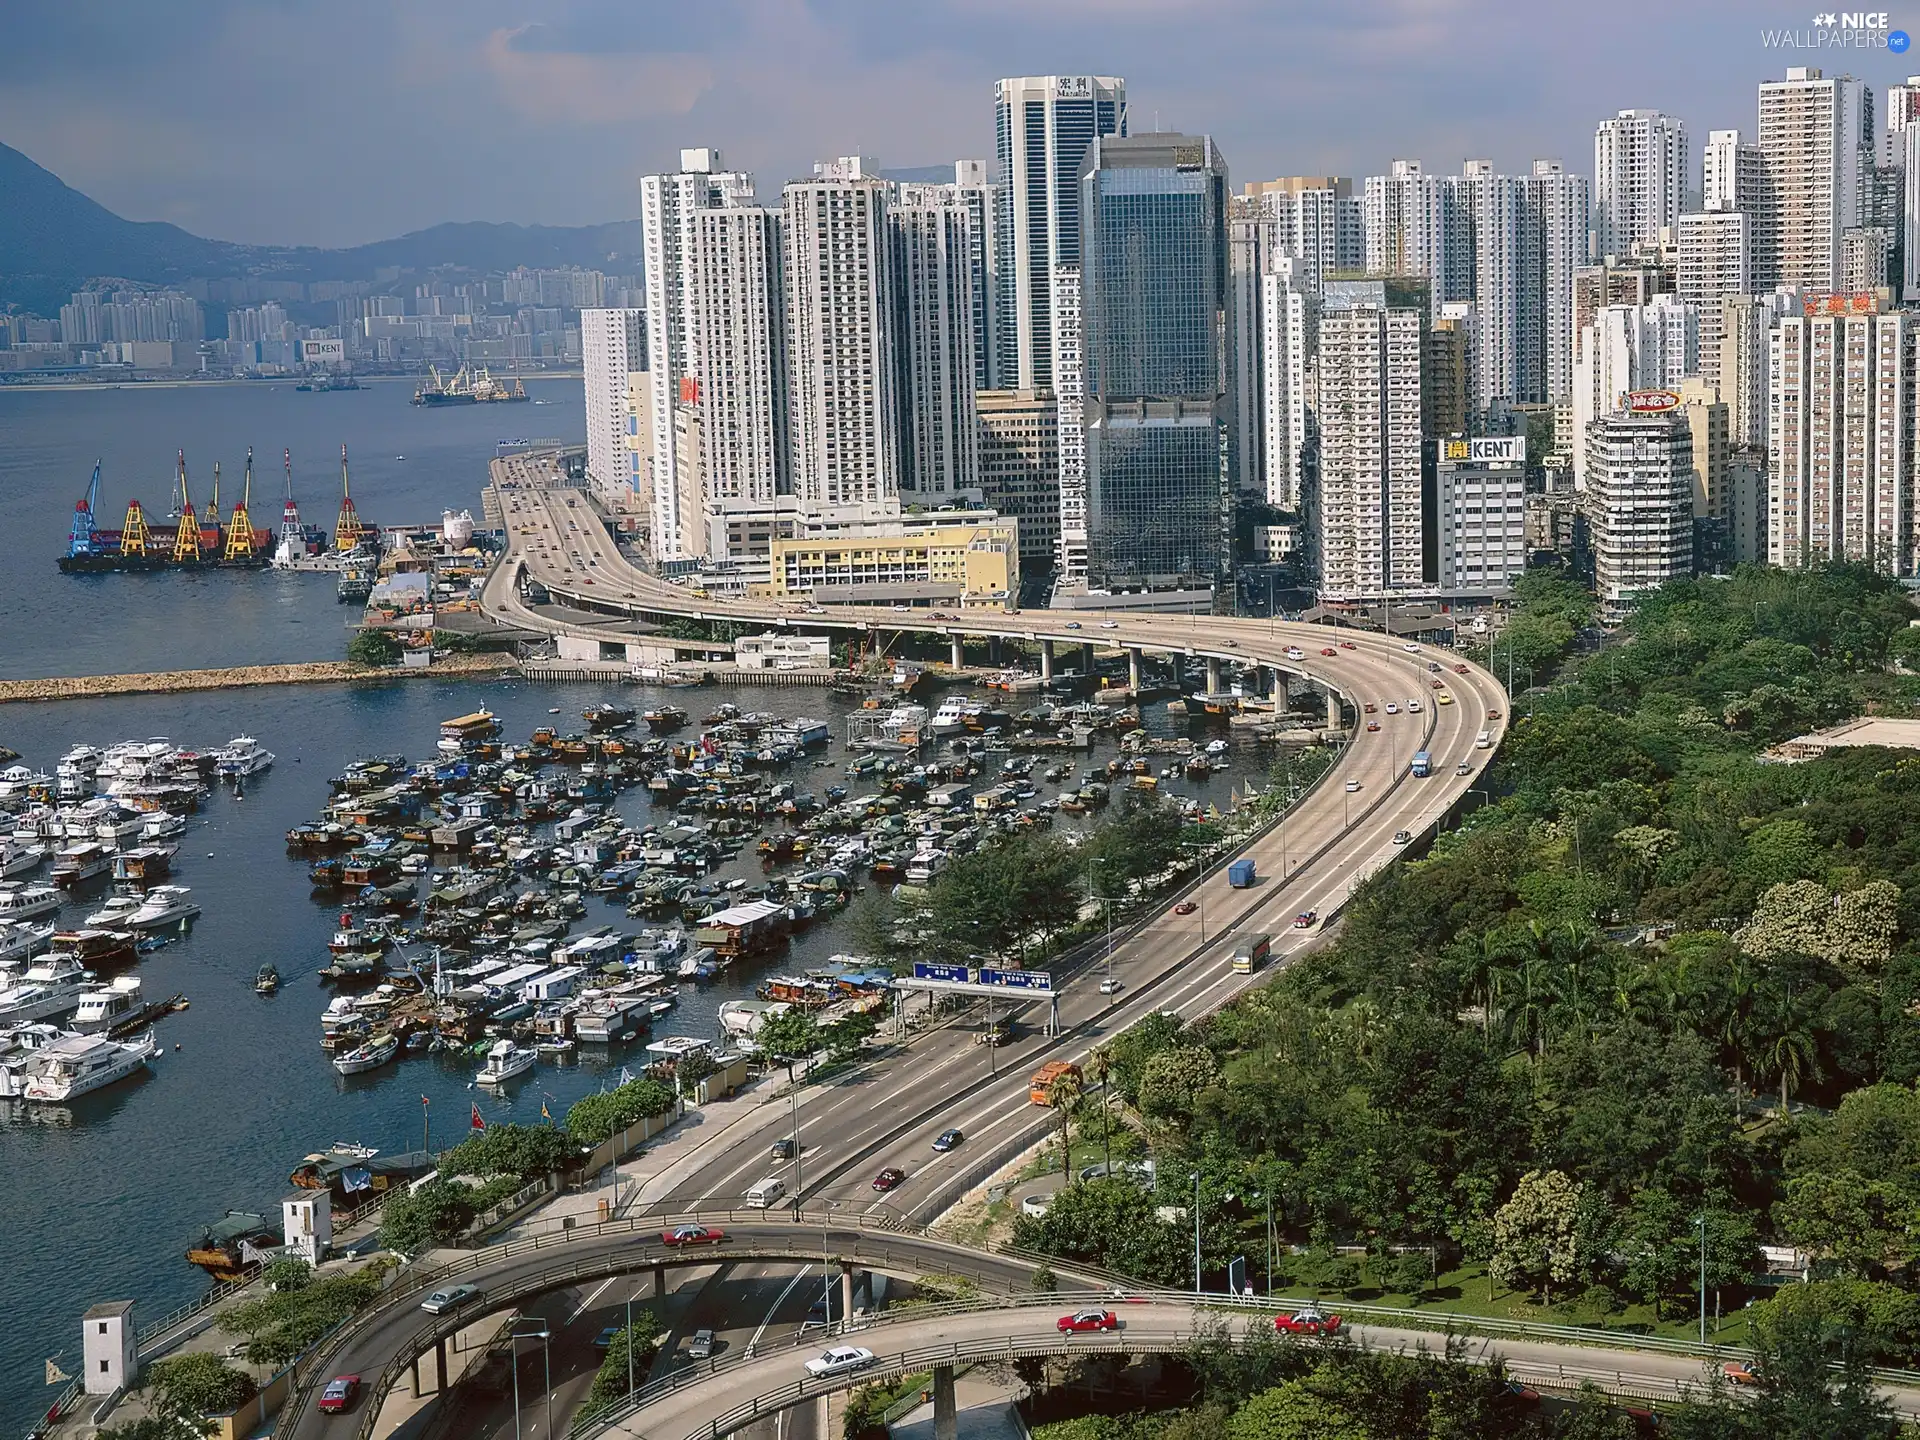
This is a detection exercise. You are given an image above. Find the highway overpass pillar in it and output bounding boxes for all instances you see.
[932,1364,958,1440]
[1039,641,1054,682]
[653,1262,666,1298]
[840,1262,857,1325]
[1206,655,1222,695]
[1127,648,1142,691]
[1271,667,1285,704]
[951,636,964,669]
[1326,689,1342,728]
[434,1337,447,1394]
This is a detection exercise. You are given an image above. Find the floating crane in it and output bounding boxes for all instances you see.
[334,444,365,552]
[120,497,151,559]
[67,461,101,559]
[170,452,205,563]
[224,447,259,562]
[204,462,223,531]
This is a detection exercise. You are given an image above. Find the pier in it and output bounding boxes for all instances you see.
[0,654,516,706]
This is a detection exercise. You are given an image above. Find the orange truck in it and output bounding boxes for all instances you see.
[1029,1060,1082,1105]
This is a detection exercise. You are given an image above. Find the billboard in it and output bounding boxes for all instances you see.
[1443,437,1526,464]
[977,967,1054,993]
[912,962,971,984]
[1624,389,1681,413]
[1803,293,1879,317]
[301,338,345,366]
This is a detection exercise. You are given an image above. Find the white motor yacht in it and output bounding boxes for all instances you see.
[50,842,113,887]
[0,884,61,921]
[0,921,53,966]
[475,1037,536,1086]
[0,955,95,1024]
[0,1023,70,1099]
[71,976,147,1034]
[216,737,275,779]
[126,886,199,931]
[84,895,142,928]
[0,839,44,880]
[140,813,188,841]
[23,1029,157,1102]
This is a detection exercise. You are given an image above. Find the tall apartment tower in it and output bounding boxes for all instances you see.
[994,75,1126,391]
[1457,161,1527,409]
[890,199,981,502]
[1571,296,1700,486]
[1703,129,1763,213]
[1316,279,1428,600]
[1051,267,1088,580]
[1769,300,1914,573]
[686,204,789,532]
[1242,176,1364,290]
[897,162,1005,390]
[1364,161,1450,308]
[1526,160,1593,404]
[1261,269,1312,512]
[1080,132,1232,593]
[640,148,756,559]
[1675,209,1750,389]
[1754,68,1871,291]
[784,162,904,511]
[580,308,647,504]
[1587,403,1696,621]
[1594,110,1689,258]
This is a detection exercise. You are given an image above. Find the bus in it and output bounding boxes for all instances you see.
[1411,750,1432,777]
[1231,934,1272,975]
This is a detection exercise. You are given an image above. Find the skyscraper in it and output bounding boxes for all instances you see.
[994,75,1127,391]
[1587,401,1696,621]
[1754,68,1871,291]
[1316,279,1428,600]
[1571,296,1699,486]
[784,161,904,511]
[1675,209,1750,390]
[1769,297,1914,573]
[1261,267,1311,511]
[640,148,756,559]
[1080,132,1232,593]
[686,204,789,529]
[1593,109,1689,257]
[891,199,980,502]
[1364,161,1450,306]
[1703,128,1763,212]
[1525,160,1592,404]
[1052,267,1088,581]
[897,162,1006,390]
[580,307,647,505]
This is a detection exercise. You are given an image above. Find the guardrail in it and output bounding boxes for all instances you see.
[133,1270,260,1350]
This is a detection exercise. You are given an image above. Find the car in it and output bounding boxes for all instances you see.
[420,1285,481,1315]
[1285,647,1305,660]
[1065,621,1082,629]
[1363,702,1377,714]
[1021,1192,1053,1218]
[1174,900,1199,916]
[1384,703,1399,714]
[1320,647,1338,656]
[1722,1361,1759,1385]
[1101,620,1119,629]
[318,1376,361,1414]
[592,1326,622,1351]
[1274,1307,1343,1336]
[805,1346,878,1379]
[687,1328,716,1359]
[1437,694,1453,705]
[1344,779,1360,793]
[932,1128,965,1152]
[1456,761,1473,776]
[1223,639,1239,647]
[1454,663,1471,674]
[1366,720,1381,732]
[931,611,953,620]
[872,1166,907,1192]
[1407,698,1422,712]
[661,1224,726,1247]
[1099,977,1122,995]
[1487,708,1503,720]
[1403,642,1421,653]
[1430,678,1446,689]
[770,1137,795,1160]
[891,604,911,612]
[1393,830,1412,845]
[1339,640,1358,649]
[1427,660,1441,672]
[1058,1308,1121,1334]
[1293,910,1317,928]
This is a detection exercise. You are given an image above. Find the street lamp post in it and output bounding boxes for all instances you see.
[1696,1214,1707,1345]
[1088,857,1116,994]
[1181,839,1214,944]
[1190,1171,1203,1294]
[508,1321,551,1440]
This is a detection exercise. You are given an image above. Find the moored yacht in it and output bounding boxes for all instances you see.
[126,886,200,931]
[475,1037,536,1086]
[0,884,61,921]
[50,842,113,887]
[84,895,142,928]
[0,954,95,1024]
[332,1032,399,1075]
[0,839,44,879]
[216,737,275,779]
[71,975,151,1034]
[0,921,53,966]
[23,1029,157,1102]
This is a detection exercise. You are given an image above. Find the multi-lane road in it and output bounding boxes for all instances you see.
[285,479,1518,1439]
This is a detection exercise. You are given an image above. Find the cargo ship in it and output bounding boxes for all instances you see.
[411,364,529,406]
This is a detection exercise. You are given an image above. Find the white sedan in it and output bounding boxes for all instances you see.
[805,1346,877,1379]
[1344,780,1361,793]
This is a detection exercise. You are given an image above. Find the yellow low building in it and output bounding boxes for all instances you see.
[769,517,1020,609]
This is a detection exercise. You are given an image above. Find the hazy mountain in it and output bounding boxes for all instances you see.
[0,141,637,312]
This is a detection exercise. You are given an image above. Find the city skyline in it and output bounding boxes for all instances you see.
[2,0,1897,250]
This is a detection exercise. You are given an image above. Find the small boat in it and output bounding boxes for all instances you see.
[255,964,280,995]
[23,1029,157,1102]
[332,1032,399,1075]
[125,885,200,931]
[186,1211,279,1282]
[474,1037,536,1086]
[648,998,676,1018]
[0,884,61,921]
[215,737,275,779]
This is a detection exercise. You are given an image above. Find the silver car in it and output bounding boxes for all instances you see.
[805,1346,876,1378]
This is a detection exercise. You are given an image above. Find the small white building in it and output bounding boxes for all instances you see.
[283,1190,332,1267]
[735,632,832,670]
[82,1301,136,1396]
[1436,435,1528,596]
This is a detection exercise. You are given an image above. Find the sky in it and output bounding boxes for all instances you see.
[2,0,1913,249]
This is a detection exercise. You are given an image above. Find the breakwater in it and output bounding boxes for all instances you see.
[0,654,516,705]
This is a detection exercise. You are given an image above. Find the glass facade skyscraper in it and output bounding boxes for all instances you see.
[1080,132,1232,592]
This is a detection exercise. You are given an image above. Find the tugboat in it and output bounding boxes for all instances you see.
[255,964,280,995]
[583,703,636,732]
[643,706,689,734]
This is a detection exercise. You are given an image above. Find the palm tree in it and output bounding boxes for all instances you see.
[1083,1046,1115,1175]
[1046,1068,1084,1179]
[1463,928,1523,1044]
[1753,987,1821,1116]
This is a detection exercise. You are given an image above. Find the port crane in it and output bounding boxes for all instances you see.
[224,447,259,562]
[334,444,365,552]
[170,452,206,563]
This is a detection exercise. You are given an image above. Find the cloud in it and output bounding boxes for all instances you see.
[479,25,715,126]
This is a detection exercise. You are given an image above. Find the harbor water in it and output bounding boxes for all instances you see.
[0,382,1271,1431]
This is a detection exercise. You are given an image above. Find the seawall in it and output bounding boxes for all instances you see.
[0,654,517,705]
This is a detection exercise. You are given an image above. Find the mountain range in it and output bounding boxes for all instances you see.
[0,141,638,315]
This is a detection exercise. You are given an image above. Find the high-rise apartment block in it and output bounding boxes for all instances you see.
[977,390,1061,574]
[1675,210,1750,390]
[1594,110,1689,257]
[1436,435,1528,595]
[1572,296,1699,485]
[1754,68,1871,291]
[580,307,647,504]
[687,204,789,530]
[1316,279,1428,600]
[897,162,1006,391]
[1080,133,1232,593]
[1587,401,1696,621]
[1364,161,1450,306]
[994,75,1126,391]
[1769,297,1914,573]
[890,199,981,502]
[1703,129,1763,213]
